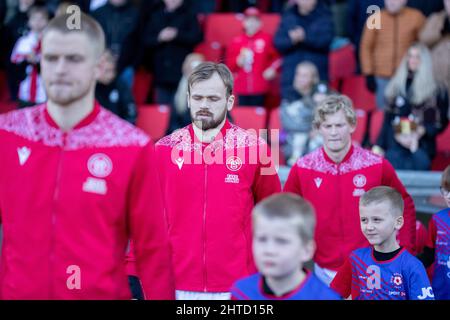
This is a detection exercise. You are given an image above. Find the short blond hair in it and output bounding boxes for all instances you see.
[43,11,105,59]
[360,186,404,217]
[313,94,356,129]
[253,193,316,243]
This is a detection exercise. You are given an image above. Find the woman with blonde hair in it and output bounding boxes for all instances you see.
[373,43,449,170]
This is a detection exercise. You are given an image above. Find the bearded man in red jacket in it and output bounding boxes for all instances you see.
[155,62,281,300]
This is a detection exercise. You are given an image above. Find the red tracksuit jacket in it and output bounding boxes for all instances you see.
[226,30,280,96]
[284,145,416,271]
[155,120,281,292]
[0,103,175,299]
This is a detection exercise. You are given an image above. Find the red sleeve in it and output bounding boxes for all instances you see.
[128,141,175,300]
[330,257,353,299]
[426,217,437,249]
[380,159,416,254]
[252,142,281,203]
[283,164,302,195]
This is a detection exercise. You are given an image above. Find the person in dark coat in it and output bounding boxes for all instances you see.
[274,0,334,100]
[92,0,142,88]
[141,0,202,109]
[2,0,36,101]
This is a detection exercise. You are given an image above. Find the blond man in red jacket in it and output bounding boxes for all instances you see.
[284,95,416,286]
[0,12,175,299]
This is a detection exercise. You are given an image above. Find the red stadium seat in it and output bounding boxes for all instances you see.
[231,106,266,131]
[329,44,356,82]
[0,101,17,114]
[204,13,280,48]
[352,109,368,145]
[136,104,170,141]
[437,125,450,153]
[370,110,384,145]
[341,75,376,112]
[132,69,152,105]
[431,125,450,170]
[194,41,224,63]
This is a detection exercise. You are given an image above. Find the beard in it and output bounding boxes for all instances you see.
[191,107,227,131]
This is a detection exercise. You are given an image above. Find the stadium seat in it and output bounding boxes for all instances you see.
[136,104,170,141]
[329,44,356,82]
[194,41,224,63]
[369,110,384,145]
[132,69,152,105]
[341,75,377,112]
[437,125,450,154]
[231,106,266,131]
[431,125,450,171]
[204,13,280,48]
[352,109,368,144]
[0,101,17,114]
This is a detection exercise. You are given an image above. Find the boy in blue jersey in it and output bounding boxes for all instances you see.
[419,165,450,300]
[331,186,434,300]
[230,193,341,300]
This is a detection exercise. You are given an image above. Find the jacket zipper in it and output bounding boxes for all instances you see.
[50,133,66,297]
[336,163,344,266]
[202,163,208,292]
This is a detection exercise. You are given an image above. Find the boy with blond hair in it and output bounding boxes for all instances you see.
[331,186,433,300]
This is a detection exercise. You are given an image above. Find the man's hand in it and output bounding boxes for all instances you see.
[288,27,305,44]
[158,27,178,42]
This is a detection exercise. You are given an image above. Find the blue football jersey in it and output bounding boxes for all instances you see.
[431,208,450,300]
[348,247,434,300]
[231,272,341,300]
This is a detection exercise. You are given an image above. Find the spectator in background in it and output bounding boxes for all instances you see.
[3,0,35,101]
[419,0,450,99]
[226,7,280,107]
[10,4,48,107]
[360,0,425,110]
[170,52,205,132]
[346,0,384,73]
[274,0,334,100]
[92,0,142,89]
[142,0,202,132]
[280,61,332,165]
[95,49,137,124]
[372,43,449,170]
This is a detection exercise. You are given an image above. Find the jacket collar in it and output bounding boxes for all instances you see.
[44,101,101,131]
[188,119,232,145]
[322,144,354,164]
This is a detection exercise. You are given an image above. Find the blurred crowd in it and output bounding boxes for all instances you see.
[0,0,448,170]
